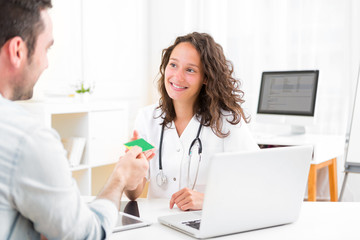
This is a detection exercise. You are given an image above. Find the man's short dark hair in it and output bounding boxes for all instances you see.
[0,0,52,60]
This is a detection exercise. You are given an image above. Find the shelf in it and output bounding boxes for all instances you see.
[90,160,118,168]
[69,160,118,171]
[17,101,128,115]
[17,100,129,196]
[70,164,90,171]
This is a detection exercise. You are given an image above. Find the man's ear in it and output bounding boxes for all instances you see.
[8,36,27,68]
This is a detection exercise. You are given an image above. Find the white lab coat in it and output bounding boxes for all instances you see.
[134,104,259,199]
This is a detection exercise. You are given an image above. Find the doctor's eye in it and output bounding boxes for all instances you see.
[186,68,195,73]
[169,62,176,68]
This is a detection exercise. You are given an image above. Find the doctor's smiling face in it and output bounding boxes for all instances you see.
[164,42,205,106]
[158,32,248,138]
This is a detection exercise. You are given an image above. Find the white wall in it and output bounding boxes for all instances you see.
[36,0,149,130]
[143,0,360,201]
[82,0,146,99]
[39,0,149,101]
[345,0,360,202]
[34,0,82,97]
[35,0,360,201]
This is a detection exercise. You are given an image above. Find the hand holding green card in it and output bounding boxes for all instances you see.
[124,138,155,152]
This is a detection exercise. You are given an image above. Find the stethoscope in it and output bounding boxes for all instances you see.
[156,122,203,190]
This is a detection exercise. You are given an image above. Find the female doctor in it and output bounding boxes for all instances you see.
[125,32,259,211]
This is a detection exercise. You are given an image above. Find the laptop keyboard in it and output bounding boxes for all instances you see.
[182,219,201,230]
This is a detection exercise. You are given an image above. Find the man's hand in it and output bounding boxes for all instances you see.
[115,146,149,191]
[169,188,204,211]
[123,130,156,200]
[97,146,149,209]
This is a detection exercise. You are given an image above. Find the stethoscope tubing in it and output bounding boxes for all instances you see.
[157,121,203,188]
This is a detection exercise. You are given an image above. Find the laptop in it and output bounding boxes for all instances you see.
[158,145,312,239]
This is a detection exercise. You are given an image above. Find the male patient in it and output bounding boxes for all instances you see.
[0,0,153,239]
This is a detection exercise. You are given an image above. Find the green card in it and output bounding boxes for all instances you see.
[124,138,155,152]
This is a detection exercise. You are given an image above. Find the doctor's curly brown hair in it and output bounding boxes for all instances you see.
[156,32,249,138]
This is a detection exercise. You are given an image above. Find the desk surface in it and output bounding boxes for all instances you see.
[254,133,345,164]
[110,199,359,240]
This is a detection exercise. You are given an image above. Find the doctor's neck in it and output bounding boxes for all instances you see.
[173,101,196,136]
[173,101,195,122]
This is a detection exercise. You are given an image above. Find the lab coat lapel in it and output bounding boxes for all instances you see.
[179,116,199,144]
[179,116,201,189]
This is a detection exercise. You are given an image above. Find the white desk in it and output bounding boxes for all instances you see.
[255,133,345,201]
[110,198,359,240]
[255,134,345,164]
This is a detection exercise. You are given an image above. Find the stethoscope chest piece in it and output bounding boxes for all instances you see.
[156,169,167,187]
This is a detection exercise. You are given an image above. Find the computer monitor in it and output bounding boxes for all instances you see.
[256,70,319,135]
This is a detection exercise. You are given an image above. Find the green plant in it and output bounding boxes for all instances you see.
[75,82,91,94]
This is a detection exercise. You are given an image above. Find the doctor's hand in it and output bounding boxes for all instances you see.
[169,188,204,211]
[130,130,140,141]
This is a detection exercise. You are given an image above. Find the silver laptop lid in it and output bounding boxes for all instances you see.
[199,145,312,238]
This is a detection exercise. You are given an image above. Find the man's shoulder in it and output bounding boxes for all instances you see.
[0,99,44,137]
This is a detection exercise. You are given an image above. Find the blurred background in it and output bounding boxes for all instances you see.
[33,0,360,200]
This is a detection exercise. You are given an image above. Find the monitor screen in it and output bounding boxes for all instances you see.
[257,70,319,116]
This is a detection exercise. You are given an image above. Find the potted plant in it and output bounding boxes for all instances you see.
[74,81,94,103]
[75,82,91,94]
